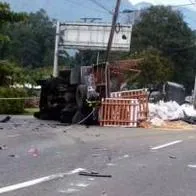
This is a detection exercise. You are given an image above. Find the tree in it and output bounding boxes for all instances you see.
[133,49,173,87]
[3,9,55,68]
[131,6,195,91]
[0,2,26,58]
[0,60,26,86]
[0,3,26,42]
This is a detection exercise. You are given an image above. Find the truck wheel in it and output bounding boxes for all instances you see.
[64,92,75,103]
[76,85,87,109]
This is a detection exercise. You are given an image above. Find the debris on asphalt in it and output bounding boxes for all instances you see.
[161,121,194,130]
[8,154,15,157]
[28,146,40,157]
[149,101,184,122]
[169,155,176,159]
[101,191,108,196]
[0,145,7,150]
[32,127,39,131]
[0,116,11,123]
[150,117,165,127]
[92,154,100,157]
[108,155,112,161]
[149,101,196,127]
[79,171,112,178]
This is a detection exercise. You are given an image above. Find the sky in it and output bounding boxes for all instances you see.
[129,0,196,9]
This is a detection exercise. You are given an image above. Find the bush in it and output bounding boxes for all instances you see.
[0,87,27,114]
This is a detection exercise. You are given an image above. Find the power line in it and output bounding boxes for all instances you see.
[188,0,196,8]
[171,2,196,8]
[87,0,113,15]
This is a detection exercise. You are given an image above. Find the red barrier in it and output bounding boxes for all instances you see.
[110,89,148,120]
[99,98,139,127]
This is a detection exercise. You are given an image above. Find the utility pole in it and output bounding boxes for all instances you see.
[105,0,121,97]
[53,21,60,77]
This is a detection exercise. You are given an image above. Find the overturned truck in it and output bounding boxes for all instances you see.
[34,60,142,124]
[34,66,103,125]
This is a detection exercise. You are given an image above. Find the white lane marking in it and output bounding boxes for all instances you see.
[151,140,182,150]
[0,168,85,194]
[59,188,79,193]
[75,183,90,188]
[88,178,95,181]
[66,168,85,175]
[107,163,116,166]
[188,164,196,168]
[7,134,20,138]
[118,154,130,160]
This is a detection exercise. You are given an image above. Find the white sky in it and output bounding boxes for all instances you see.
[129,0,195,8]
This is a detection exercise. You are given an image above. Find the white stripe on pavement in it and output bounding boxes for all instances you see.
[0,168,85,194]
[7,134,21,138]
[151,140,182,150]
[188,165,196,168]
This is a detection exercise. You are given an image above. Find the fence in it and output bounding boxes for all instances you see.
[99,98,139,127]
[110,89,148,120]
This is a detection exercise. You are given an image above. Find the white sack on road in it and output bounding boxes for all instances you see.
[149,101,196,126]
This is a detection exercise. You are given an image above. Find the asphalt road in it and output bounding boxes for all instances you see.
[0,115,196,196]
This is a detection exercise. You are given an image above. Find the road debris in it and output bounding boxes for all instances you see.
[32,127,39,131]
[169,155,176,159]
[92,154,100,157]
[28,146,40,157]
[79,171,112,178]
[149,101,196,126]
[0,145,7,150]
[0,116,11,123]
[101,191,108,196]
[8,154,15,158]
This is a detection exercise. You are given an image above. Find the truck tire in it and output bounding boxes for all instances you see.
[64,92,75,103]
[76,85,87,109]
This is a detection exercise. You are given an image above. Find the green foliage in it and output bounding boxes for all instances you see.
[131,6,196,92]
[135,50,173,86]
[0,60,26,86]
[2,9,55,67]
[0,87,27,114]
[25,66,53,85]
[132,6,194,53]
[0,2,27,44]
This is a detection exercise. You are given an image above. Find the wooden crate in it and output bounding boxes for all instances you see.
[99,98,139,127]
[110,89,148,120]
